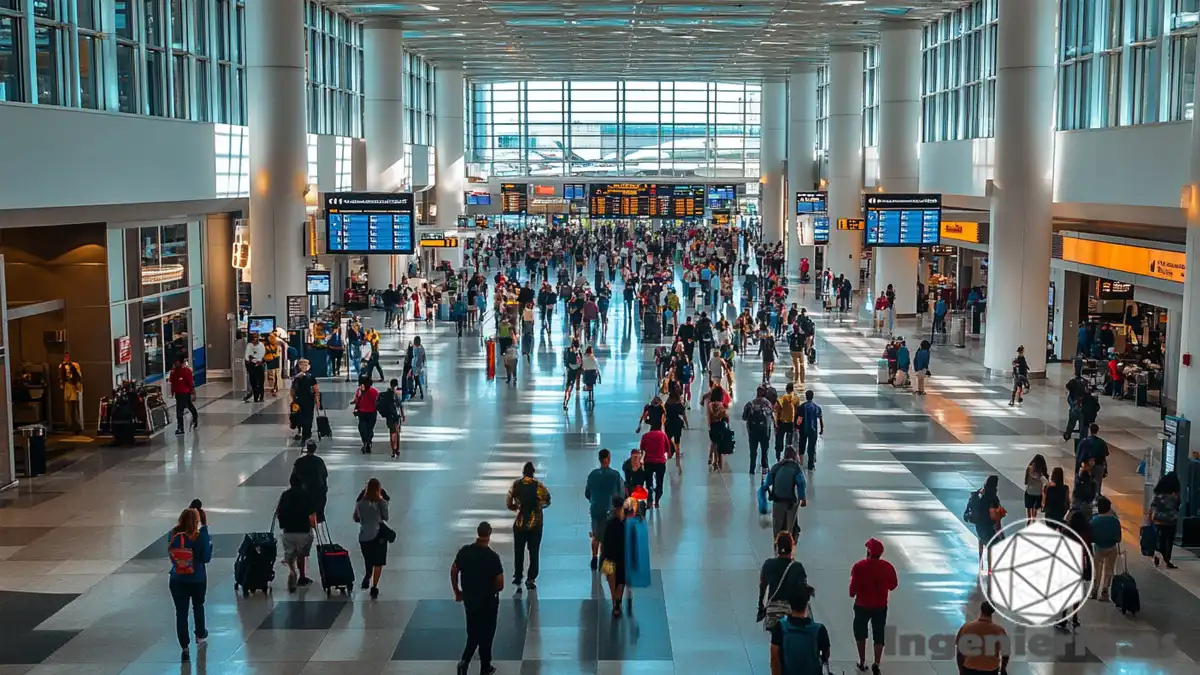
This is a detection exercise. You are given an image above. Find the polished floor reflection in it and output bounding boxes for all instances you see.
[0,273,1194,675]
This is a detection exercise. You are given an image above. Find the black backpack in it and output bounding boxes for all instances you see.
[376,389,397,418]
[747,401,772,433]
[963,490,983,525]
[788,332,805,352]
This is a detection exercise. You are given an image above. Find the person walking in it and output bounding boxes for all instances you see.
[955,602,1010,675]
[774,383,800,462]
[767,585,830,675]
[168,357,199,435]
[451,522,504,675]
[353,376,379,454]
[1042,467,1071,525]
[913,340,931,395]
[639,426,670,508]
[167,502,212,662]
[1076,424,1110,497]
[275,472,317,592]
[290,358,320,444]
[506,462,551,591]
[743,386,775,474]
[849,538,898,675]
[376,378,405,458]
[758,326,779,383]
[787,324,807,384]
[585,449,625,570]
[354,478,391,598]
[706,386,732,472]
[969,476,1005,558]
[1010,346,1030,406]
[663,385,688,471]
[292,440,329,523]
[601,496,633,617]
[327,326,345,377]
[756,532,807,629]
[264,333,283,396]
[1150,472,1181,569]
[243,333,266,402]
[1090,496,1121,601]
[1023,454,1049,524]
[797,389,824,470]
[765,447,807,540]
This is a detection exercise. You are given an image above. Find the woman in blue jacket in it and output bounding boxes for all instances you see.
[913,340,931,395]
[167,501,213,662]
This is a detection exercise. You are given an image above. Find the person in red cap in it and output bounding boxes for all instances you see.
[849,538,898,675]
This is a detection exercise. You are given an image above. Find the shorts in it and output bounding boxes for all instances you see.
[853,605,888,644]
[591,516,607,539]
[385,416,401,433]
[281,532,313,563]
[1024,493,1043,510]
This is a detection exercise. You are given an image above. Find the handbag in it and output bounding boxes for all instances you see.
[377,521,397,544]
[600,559,616,577]
[761,560,796,631]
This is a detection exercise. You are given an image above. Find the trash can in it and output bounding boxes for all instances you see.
[952,317,968,347]
[877,359,891,386]
[17,424,46,477]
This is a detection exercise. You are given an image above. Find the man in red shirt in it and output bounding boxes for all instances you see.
[849,538,899,675]
[638,428,670,508]
[168,357,198,435]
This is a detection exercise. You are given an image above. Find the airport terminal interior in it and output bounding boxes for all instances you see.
[5,0,1200,674]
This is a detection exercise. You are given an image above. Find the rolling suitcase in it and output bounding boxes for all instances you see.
[807,347,816,366]
[233,528,276,597]
[316,523,355,596]
[1110,552,1140,616]
[316,408,332,441]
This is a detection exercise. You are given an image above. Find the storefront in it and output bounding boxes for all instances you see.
[921,220,989,310]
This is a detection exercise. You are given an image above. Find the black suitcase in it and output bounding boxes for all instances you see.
[316,409,332,440]
[1111,553,1140,616]
[316,523,355,596]
[808,347,817,366]
[234,531,276,597]
[642,311,661,343]
[1180,516,1200,547]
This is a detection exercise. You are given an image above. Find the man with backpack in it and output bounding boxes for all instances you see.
[766,447,808,539]
[768,584,829,675]
[563,340,584,409]
[506,462,551,591]
[743,386,775,474]
[787,325,807,384]
[775,383,800,462]
[696,312,715,372]
[292,440,328,523]
[376,378,405,458]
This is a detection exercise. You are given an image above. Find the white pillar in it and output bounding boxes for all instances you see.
[827,46,864,291]
[982,0,1057,376]
[760,80,787,246]
[875,24,922,316]
[788,69,818,279]
[435,67,466,268]
[1176,30,1200,442]
[363,23,405,288]
[246,0,307,317]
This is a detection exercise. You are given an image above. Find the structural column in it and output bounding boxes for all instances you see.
[1175,35,1200,445]
[435,67,466,268]
[982,0,1057,376]
[875,23,922,316]
[363,23,406,288]
[827,46,864,291]
[246,0,308,317]
[787,68,818,279]
[760,80,787,246]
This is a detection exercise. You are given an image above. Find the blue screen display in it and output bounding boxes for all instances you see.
[324,192,416,255]
[796,192,827,214]
[863,194,942,247]
[706,184,735,209]
[564,184,586,200]
[466,193,491,206]
[813,216,830,244]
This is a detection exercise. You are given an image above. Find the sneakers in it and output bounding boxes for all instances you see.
[297,577,313,587]
[525,580,537,590]
[195,632,208,645]
[481,668,497,675]
[872,665,881,675]
[370,586,379,599]
[456,662,469,675]
[175,428,184,435]
[362,578,371,590]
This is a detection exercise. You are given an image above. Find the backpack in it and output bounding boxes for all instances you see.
[771,461,801,502]
[963,490,983,525]
[376,389,397,418]
[778,616,824,675]
[169,532,195,576]
[748,401,772,434]
[788,332,805,352]
[565,349,582,370]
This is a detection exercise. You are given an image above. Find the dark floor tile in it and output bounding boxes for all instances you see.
[836,397,901,410]
[595,593,672,661]
[239,412,291,425]
[521,661,599,675]
[960,417,1021,436]
[527,599,600,630]
[0,630,78,664]
[239,451,300,487]
[0,591,79,631]
[257,600,349,630]
[0,527,54,547]
[392,599,529,661]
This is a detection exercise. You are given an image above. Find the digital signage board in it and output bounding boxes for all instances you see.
[500,183,529,214]
[324,192,416,255]
[796,191,827,214]
[863,193,942,247]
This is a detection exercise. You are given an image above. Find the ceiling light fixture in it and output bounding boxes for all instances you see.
[825,0,866,5]
[420,4,440,10]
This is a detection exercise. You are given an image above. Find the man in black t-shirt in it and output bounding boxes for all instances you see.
[275,473,316,591]
[292,440,328,523]
[451,522,504,675]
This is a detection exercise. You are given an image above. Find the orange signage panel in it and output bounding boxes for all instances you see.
[940,221,980,244]
[1060,238,1186,284]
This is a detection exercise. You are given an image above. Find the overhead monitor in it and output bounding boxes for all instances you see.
[533,185,556,196]
[796,191,827,214]
[813,216,830,244]
[707,184,736,209]
[466,192,491,206]
[669,185,705,218]
[305,270,331,295]
[551,214,568,227]
[864,193,942,247]
[563,183,587,201]
[247,315,276,335]
[500,183,529,214]
[324,192,416,254]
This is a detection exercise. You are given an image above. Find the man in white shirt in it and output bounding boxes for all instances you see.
[708,352,726,388]
[243,333,266,402]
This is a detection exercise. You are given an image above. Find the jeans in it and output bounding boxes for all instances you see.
[1093,545,1119,597]
[169,579,207,648]
[461,597,499,669]
[348,344,362,377]
[368,357,385,382]
[646,461,667,502]
[513,527,543,583]
[175,393,198,430]
[775,421,795,460]
[749,430,771,471]
[699,341,713,370]
[802,432,818,468]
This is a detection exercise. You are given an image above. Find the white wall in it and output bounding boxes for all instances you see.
[0,103,217,210]
[919,137,995,198]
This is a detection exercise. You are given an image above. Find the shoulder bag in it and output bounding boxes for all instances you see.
[762,560,796,631]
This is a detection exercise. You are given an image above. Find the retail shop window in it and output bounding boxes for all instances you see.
[143,308,190,384]
[0,16,23,102]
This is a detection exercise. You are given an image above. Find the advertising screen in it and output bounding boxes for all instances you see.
[500,183,529,214]
[863,193,942,247]
[796,191,827,214]
[813,216,830,244]
[305,270,331,294]
[324,192,416,254]
[247,315,276,335]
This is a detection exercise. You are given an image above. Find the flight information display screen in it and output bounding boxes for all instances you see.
[864,193,942,247]
[706,184,736,209]
[563,184,586,200]
[669,185,705,218]
[813,216,830,244]
[796,191,827,214]
[466,192,491,206]
[324,192,416,254]
[500,183,528,214]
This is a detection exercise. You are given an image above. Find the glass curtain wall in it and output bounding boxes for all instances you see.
[921,0,999,141]
[305,1,362,137]
[863,45,880,148]
[815,65,830,161]
[466,80,762,178]
[405,52,436,146]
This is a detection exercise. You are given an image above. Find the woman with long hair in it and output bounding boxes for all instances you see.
[663,382,688,473]
[1023,454,1049,523]
[974,475,1005,558]
[167,502,212,662]
[354,478,391,598]
[1042,466,1071,526]
[353,376,379,454]
[1151,471,1182,568]
[1057,509,1093,631]
[706,385,732,471]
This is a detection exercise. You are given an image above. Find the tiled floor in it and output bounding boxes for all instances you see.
[0,267,1194,675]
